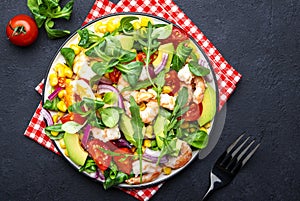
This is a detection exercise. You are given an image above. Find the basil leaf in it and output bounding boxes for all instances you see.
[91,60,117,77]
[62,121,85,134]
[183,130,208,149]
[171,41,193,71]
[119,16,139,33]
[43,97,59,111]
[44,130,64,140]
[78,28,103,49]
[60,47,75,68]
[45,18,70,39]
[116,61,143,87]
[188,61,210,76]
[45,124,63,132]
[100,107,120,128]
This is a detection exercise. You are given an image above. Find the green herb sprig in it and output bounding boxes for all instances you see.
[27,0,74,39]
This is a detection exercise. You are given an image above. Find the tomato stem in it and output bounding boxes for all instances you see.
[9,24,26,36]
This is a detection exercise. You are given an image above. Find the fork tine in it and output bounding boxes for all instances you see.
[219,134,245,165]
[226,133,245,153]
[230,141,260,173]
[241,143,260,167]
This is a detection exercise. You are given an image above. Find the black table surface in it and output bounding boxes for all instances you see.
[1,0,299,200]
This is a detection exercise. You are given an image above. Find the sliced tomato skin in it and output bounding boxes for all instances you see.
[165,70,181,95]
[182,103,202,122]
[109,68,121,84]
[159,26,189,48]
[86,139,112,171]
[113,148,133,175]
[60,113,86,124]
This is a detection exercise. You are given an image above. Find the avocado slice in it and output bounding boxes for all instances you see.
[153,115,170,148]
[64,133,88,166]
[152,43,174,71]
[116,35,134,51]
[119,113,136,146]
[198,84,216,127]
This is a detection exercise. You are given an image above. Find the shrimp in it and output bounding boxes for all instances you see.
[178,64,194,84]
[193,76,206,104]
[164,140,192,169]
[91,126,121,142]
[125,160,162,185]
[160,93,176,110]
[139,101,159,124]
[123,100,159,124]
[134,89,157,104]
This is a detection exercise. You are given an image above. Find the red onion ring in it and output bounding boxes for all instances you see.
[154,53,168,74]
[97,84,124,109]
[41,108,54,126]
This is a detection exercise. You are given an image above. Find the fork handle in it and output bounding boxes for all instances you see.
[202,172,222,201]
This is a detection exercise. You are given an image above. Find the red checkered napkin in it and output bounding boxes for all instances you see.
[24,0,242,200]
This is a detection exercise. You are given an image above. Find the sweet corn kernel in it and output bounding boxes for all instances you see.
[139,102,146,111]
[70,44,81,55]
[200,127,207,133]
[56,63,68,77]
[140,16,153,27]
[162,86,172,94]
[143,139,152,148]
[49,73,58,87]
[163,167,172,175]
[51,131,59,137]
[65,78,71,85]
[58,89,66,99]
[189,127,196,133]
[132,21,141,30]
[106,19,118,33]
[64,149,69,157]
[94,21,107,33]
[180,121,190,129]
[57,101,67,112]
[64,67,73,78]
[52,114,59,123]
[204,122,211,129]
[142,146,146,153]
[59,138,66,149]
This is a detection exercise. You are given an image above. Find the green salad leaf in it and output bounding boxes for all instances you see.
[60,47,75,68]
[27,0,74,39]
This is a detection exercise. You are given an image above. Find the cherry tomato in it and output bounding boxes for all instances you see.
[109,68,121,84]
[113,148,133,175]
[6,14,38,47]
[182,102,203,122]
[165,70,181,95]
[159,26,189,48]
[86,139,112,171]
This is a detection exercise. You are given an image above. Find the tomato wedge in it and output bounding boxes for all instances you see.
[60,113,86,124]
[165,70,181,95]
[182,103,203,122]
[113,148,133,175]
[86,139,112,171]
[160,26,189,48]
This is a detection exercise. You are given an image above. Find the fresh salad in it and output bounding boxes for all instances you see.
[43,14,217,189]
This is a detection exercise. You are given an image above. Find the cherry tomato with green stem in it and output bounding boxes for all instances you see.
[6,14,38,46]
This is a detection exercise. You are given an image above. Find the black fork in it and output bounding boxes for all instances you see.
[202,133,260,201]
